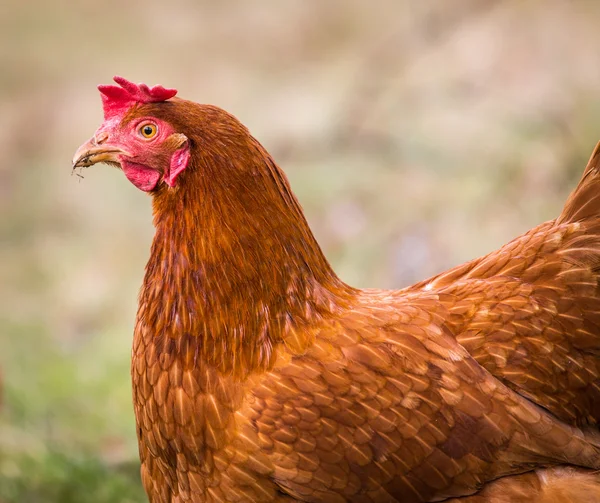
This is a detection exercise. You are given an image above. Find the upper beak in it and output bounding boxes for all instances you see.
[72,137,129,168]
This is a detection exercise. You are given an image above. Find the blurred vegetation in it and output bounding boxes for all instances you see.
[2,0,600,501]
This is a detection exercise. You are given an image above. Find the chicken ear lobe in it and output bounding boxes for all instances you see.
[164,134,190,187]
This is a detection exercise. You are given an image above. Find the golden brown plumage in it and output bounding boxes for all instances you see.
[447,468,600,503]
[73,77,600,502]
[408,145,600,427]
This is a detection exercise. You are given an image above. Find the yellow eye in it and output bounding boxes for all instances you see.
[139,123,158,139]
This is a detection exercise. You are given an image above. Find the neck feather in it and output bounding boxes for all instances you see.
[138,135,352,377]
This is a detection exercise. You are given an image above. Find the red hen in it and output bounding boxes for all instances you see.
[73,77,600,502]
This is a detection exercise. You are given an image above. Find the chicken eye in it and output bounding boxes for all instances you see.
[139,123,158,139]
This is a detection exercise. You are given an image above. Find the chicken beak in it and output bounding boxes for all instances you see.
[72,137,130,168]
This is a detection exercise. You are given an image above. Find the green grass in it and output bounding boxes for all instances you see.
[0,451,144,503]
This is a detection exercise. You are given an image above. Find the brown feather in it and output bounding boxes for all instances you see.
[407,143,600,427]
[448,468,600,503]
[79,96,600,502]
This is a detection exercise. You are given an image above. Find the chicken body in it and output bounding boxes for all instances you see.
[134,290,600,502]
[74,77,600,502]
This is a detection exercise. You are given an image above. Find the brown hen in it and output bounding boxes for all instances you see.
[73,77,600,502]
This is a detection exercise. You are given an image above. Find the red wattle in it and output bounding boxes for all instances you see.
[121,161,161,192]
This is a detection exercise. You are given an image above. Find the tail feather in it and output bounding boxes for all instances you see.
[558,141,600,225]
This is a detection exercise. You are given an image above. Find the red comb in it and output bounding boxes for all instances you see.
[98,76,177,119]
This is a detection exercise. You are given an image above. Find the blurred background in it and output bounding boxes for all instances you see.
[2,0,600,501]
